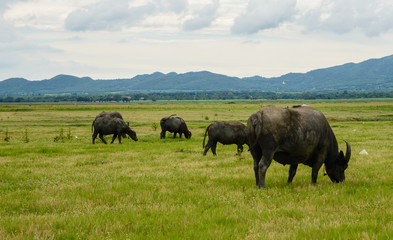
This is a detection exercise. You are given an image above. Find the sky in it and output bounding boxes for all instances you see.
[1,0,393,81]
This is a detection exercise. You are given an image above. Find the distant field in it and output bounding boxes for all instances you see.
[0,100,392,239]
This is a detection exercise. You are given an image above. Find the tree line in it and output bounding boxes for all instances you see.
[0,91,392,103]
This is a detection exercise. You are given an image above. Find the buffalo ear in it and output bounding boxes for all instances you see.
[339,150,344,159]
[339,150,349,170]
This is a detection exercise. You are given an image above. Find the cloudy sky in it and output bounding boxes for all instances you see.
[1,0,393,80]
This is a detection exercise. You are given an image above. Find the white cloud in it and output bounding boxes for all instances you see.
[299,0,393,36]
[0,16,19,42]
[231,0,297,34]
[65,0,153,31]
[182,0,219,31]
[230,0,393,36]
[3,0,97,30]
[158,0,188,14]
[0,0,27,42]
[0,0,27,10]
[5,0,393,36]
[65,0,189,31]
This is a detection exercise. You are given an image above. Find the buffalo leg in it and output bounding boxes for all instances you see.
[258,151,274,189]
[211,142,217,155]
[311,163,323,184]
[173,132,177,138]
[287,164,298,183]
[203,140,212,156]
[111,133,117,144]
[250,144,262,186]
[99,133,107,144]
[92,132,98,144]
[160,130,166,139]
[311,151,326,184]
[254,160,259,186]
[118,135,122,144]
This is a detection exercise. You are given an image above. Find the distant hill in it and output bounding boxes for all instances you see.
[1,55,393,96]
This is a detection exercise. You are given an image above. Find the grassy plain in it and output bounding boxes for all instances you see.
[0,100,392,239]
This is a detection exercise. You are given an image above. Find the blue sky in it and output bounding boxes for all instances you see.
[1,0,393,80]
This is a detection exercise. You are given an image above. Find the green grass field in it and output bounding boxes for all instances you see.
[0,100,392,239]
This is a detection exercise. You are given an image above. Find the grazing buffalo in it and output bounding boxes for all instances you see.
[247,105,351,189]
[92,116,138,144]
[92,111,128,138]
[203,121,249,155]
[160,115,192,139]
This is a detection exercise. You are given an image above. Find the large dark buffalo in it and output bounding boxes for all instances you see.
[92,115,138,144]
[203,121,249,155]
[247,105,351,189]
[160,115,192,139]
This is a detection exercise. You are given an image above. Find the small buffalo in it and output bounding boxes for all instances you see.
[160,115,192,139]
[203,121,249,155]
[92,115,138,144]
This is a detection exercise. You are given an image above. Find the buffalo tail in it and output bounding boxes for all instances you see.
[202,124,210,148]
[91,120,95,132]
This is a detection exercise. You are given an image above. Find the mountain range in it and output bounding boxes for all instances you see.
[1,55,393,96]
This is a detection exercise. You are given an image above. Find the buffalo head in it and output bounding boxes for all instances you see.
[127,129,138,142]
[326,140,351,183]
[184,131,192,139]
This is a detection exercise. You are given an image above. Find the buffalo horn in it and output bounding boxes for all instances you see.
[344,140,351,163]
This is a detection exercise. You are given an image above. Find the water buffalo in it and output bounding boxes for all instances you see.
[92,116,138,144]
[203,121,249,155]
[247,105,351,189]
[160,115,192,139]
[92,111,128,138]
